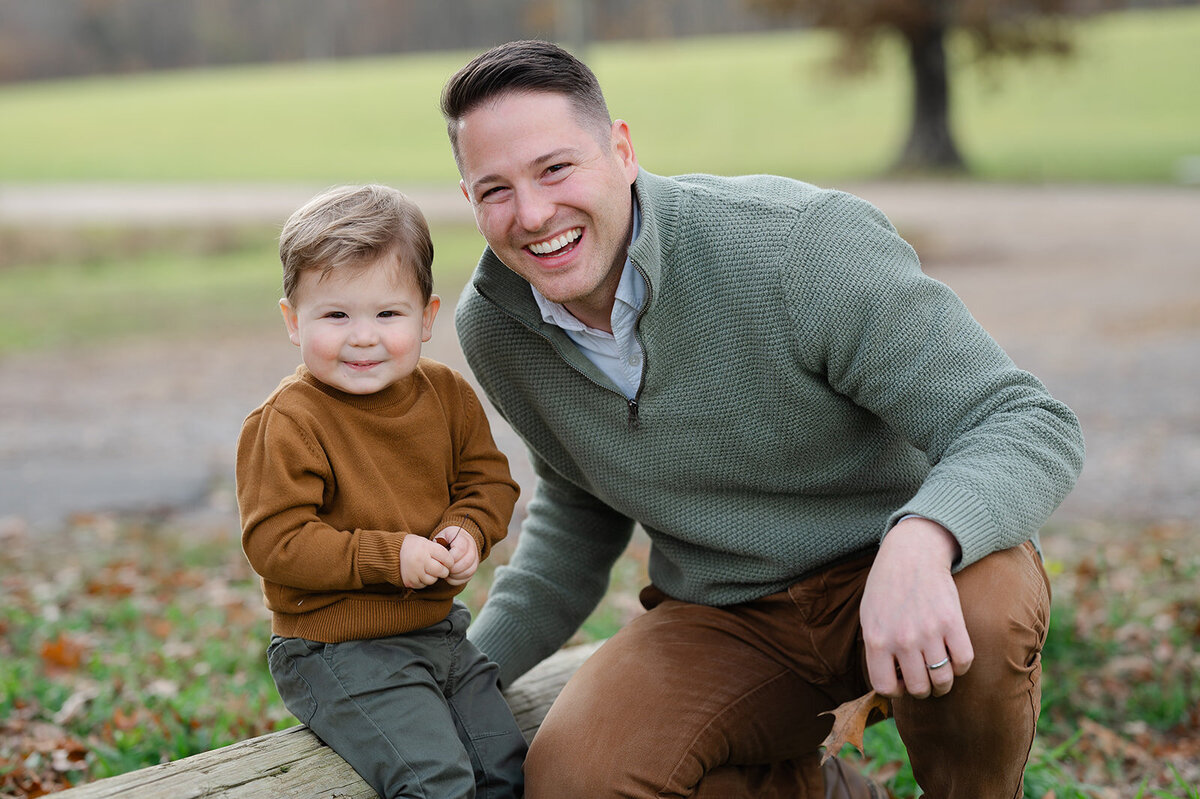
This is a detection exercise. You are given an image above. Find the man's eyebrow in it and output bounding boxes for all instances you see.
[469,147,579,193]
[531,147,578,168]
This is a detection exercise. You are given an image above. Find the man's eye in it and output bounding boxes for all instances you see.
[479,186,508,202]
[543,162,575,181]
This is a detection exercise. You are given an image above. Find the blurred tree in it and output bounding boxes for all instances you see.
[0,0,796,83]
[749,0,1108,173]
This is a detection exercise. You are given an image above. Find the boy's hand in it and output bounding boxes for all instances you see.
[436,526,480,586]
[399,534,455,589]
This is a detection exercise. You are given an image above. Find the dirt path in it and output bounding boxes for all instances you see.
[1,181,1197,536]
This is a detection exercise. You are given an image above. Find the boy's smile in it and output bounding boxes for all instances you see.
[280,257,440,395]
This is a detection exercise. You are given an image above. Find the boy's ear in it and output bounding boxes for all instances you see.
[279,298,301,346]
[421,295,441,343]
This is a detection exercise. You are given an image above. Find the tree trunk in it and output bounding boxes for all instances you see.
[894,19,966,173]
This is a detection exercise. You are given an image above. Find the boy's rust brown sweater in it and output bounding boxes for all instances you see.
[236,359,518,643]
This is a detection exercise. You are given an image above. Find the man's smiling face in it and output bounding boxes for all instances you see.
[454,91,639,331]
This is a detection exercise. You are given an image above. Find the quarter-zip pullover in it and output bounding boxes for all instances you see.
[456,169,1084,687]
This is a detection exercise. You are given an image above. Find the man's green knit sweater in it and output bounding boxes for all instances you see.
[457,169,1084,687]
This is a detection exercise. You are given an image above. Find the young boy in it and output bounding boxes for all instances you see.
[236,184,526,798]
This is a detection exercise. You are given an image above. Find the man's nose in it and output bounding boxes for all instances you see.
[513,187,554,233]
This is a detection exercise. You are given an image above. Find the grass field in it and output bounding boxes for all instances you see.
[0,221,484,356]
[2,515,1197,797]
[2,6,1198,357]
[0,6,1197,184]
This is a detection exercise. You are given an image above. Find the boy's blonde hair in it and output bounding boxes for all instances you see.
[280,185,434,304]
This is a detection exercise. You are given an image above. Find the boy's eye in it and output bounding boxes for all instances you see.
[378,310,400,318]
[325,311,347,319]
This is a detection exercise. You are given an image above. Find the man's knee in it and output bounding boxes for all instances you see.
[524,720,611,797]
[520,644,685,798]
[956,542,1051,678]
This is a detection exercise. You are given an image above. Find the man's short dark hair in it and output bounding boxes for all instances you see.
[441,40,612,164]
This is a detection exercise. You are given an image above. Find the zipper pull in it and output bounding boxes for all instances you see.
[627,398,640,430]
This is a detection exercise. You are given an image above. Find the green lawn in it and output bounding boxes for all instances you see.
[0,221,485,356]
[0,6,1197,184]
[2,514,1196,797]
[3,6,1197,357]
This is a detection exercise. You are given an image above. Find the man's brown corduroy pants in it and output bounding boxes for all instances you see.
[524,541,1050,798]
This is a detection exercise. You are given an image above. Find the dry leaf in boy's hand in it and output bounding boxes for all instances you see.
[818,690,891,764]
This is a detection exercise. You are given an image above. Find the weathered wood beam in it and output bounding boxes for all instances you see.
[54,641,603,799]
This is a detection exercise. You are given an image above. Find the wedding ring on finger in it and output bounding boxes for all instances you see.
[927,656,951,670]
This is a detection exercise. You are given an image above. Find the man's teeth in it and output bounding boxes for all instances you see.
[529,229,581,255]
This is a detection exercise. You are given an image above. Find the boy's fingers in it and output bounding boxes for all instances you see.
[452,537,477,561]
[430,545,455,571]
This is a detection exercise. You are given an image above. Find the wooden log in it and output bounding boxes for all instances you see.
[54,641,603,799]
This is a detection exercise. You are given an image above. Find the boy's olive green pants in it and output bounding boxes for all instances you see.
[268,603,526,799]
[525,542,1050,799]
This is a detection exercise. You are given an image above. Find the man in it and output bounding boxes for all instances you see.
[440,39,1083,799]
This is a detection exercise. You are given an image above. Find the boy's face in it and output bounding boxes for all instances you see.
[280,257,439,395]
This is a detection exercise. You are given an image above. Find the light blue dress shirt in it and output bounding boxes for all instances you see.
[531,205,645,399]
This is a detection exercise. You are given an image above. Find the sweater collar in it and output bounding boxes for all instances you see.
[295,364,419,412]
[627,168,679,292]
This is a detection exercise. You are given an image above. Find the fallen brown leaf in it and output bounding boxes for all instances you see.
[39,633,86,671]
[818,690,891,765]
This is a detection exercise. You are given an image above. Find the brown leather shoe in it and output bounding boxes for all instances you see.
[822,756,888,799]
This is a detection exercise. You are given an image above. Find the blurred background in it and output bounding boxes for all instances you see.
[1,1,1197,797]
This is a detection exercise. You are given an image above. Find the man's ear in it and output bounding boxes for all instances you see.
[421,295,441,343]
[279,298,301,346]
[611,119,639,183]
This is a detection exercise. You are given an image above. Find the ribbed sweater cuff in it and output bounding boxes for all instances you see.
[889,482,999,571]
[356,529,401,586]
[439,515,487,559]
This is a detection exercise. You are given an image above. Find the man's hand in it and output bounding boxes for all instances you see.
[436,526,480,586]
[400,534,455,589]
[860,517,974,699]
